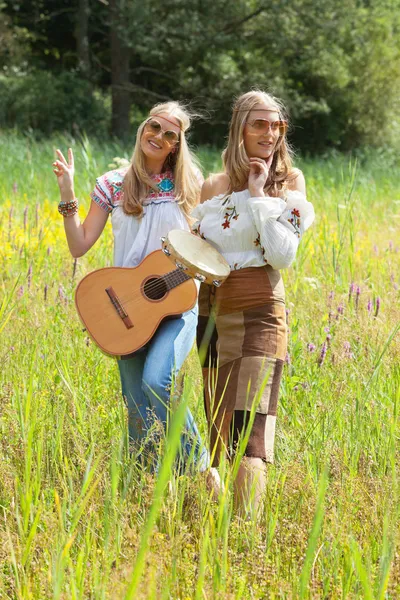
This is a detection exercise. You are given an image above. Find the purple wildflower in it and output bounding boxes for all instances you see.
[389,241,393,251]
[348,282,354,302]
[17,285,24,298]
[343,341,354,360]
[355,286,361,310]
[58,284,67,304]
[72,258,78,279]
[285,351,291,365]
[337,304,344,316]
[367,299,372,313]
[44,284,48,302]
[8,207,13,241]
[307,343,316,352]
[27,264,32,290]
[35,204,39,228]
[324,326,330,333]
[318,342,327,366]
[23,206,28,232]
[285,308,290,324]
[47,246,52,256]
[326,333,332,343]
[374,297,381,318]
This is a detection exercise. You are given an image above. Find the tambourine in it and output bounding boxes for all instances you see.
[161,229,230,287]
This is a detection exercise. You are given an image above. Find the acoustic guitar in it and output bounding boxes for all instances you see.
[75,249,197,356]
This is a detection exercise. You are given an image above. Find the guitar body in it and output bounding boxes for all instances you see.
[75,250,197,356]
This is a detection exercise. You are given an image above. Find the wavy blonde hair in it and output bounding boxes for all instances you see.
[223,90,296,197]
[122,102,201,217]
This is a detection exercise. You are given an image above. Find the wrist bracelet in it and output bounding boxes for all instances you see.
[58,198,79,217]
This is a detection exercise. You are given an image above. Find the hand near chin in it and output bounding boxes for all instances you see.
[248,154,274,197]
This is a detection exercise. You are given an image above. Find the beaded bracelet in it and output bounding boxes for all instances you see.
[58,198,79,217]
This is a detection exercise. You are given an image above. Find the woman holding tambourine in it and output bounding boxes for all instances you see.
[52,102,215,481]
[192,90,315,517]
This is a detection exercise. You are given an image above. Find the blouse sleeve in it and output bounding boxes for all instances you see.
[247,190,315,270]
[90,173,113,214]
[190,202,206,234]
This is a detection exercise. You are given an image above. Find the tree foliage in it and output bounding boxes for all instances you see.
[1,0,400,151]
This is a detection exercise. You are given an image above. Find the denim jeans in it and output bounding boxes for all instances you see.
[117,306,209,472]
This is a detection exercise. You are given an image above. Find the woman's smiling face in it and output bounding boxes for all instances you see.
[140,113,181,164]
[243,104,282,160]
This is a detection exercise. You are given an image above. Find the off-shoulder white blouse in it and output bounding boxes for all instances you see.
[191,189,315,270]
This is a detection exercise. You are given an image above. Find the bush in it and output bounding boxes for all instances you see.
[0,70,110,137]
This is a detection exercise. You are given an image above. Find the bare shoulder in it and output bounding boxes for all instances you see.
[286,168,306,194]
[200,172,230,203]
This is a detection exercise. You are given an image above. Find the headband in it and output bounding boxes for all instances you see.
[147,114,183,131]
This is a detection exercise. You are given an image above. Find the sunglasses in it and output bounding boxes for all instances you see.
[246,119,287,136]
[144,119,180,146]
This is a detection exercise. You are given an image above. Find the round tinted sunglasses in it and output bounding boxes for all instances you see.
[246,119,287,136]
[144,119,180,146]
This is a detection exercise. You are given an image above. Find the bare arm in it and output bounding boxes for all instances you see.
[62,201,109,258]
[53,148,109,258]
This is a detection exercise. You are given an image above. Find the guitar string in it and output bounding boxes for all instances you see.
[100,270,195,308]
[80,273,200,334]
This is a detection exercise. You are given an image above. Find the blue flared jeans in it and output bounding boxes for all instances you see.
[117,306,209,472]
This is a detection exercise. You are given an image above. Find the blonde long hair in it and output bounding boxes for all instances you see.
[223,90,296,197]
[122,102,201,217]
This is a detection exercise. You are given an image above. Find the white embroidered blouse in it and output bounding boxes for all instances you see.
[90,167,191,267]
[191,189,315,270]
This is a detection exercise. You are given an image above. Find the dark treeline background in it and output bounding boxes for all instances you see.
[1,0,400,153]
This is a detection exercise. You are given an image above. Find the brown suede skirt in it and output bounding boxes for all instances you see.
[196,265,287,466]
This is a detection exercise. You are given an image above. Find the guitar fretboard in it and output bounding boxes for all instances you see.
[163,268,191,290]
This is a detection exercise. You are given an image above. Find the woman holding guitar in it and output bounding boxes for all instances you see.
[193,90,315,517]
[53,102,213,479]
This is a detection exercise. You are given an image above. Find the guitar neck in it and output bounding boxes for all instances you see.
[163,268,191,290]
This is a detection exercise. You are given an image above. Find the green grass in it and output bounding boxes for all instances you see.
[0,133,399,599]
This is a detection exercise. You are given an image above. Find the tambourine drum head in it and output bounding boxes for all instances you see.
[167,230,230,277]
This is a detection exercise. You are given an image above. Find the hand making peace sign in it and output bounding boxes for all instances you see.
[52,148,75,195]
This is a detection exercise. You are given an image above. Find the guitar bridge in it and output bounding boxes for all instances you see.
[105,287,134,329]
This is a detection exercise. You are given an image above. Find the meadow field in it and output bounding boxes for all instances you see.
[0,134,399,599]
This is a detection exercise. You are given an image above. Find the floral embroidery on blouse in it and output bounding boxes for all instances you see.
[221,197,239,229]
[147,170,175,200]
[288,208,301,238]
[254,233,268,264]
[192,221,206,240]
[91,168,177,212]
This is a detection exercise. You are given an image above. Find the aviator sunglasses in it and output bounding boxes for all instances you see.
[246,118,287,136]
[144,118,180,146]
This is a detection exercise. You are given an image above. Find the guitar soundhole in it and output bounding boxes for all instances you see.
[143,277,167,300]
